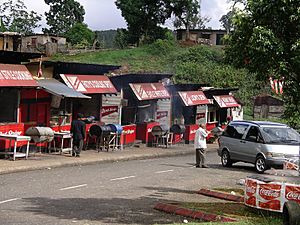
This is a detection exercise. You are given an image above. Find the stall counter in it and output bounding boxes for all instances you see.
[136,122,159,145]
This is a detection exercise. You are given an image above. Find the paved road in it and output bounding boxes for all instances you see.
[0,151,257,225]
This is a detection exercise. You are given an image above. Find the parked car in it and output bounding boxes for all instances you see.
[217,121,300,173]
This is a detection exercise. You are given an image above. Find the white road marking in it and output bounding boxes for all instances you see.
[59,184,87,191]
[0,198,21,204]
[155,169,174,174]
[110,176,136,181]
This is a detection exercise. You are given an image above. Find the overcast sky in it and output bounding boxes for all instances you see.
[21,0,232,32]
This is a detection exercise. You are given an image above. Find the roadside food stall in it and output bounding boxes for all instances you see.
[167,84,208,144]
[109,73,173,146]
[60,74,118,148]
[0,63,38,160]
[203,88,242,124]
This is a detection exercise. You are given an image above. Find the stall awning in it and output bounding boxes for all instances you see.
[60,74,117,94]
[129,83,170,101]
[37,79,91,99]
[178,91,211,106]
[213,95,240,108]
[0,64,38,87]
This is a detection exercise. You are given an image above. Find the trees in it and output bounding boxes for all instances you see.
[224,0,300,127]
[65,23,94,47]
[43,0,85,35]
[219,11,234,34]
[0,0,41,34]
[170,0,210,40]
[115,0,171,45]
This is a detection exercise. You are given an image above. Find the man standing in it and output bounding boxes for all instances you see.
[70,113,86,157]
[194,123,210,168]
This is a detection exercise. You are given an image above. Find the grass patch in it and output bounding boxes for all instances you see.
[158,202,282,225]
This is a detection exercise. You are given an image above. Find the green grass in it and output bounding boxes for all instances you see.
[156,202,282,225]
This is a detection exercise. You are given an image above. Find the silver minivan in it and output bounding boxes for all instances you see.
[217,121,300,173]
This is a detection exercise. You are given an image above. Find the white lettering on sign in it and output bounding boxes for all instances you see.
[0,70,33,80]
[81,80,113,89]
[122,129,135,135]
[191,94,206,101]
[0,130,22,135]
[259,188,280,198]
[222,96,235,103]
[145,90,169,98]
[147,128,152,133]
[286,192,300,201]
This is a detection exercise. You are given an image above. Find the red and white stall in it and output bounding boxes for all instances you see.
[0,64,38,159]
[177,91,211,144]
[129,82,171,145]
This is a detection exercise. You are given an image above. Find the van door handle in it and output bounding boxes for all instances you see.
[240,140,246,143]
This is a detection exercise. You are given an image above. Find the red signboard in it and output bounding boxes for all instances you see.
[156,111,168,119]
[178,91,211,106]
[121,124,136,145]
[101,106,118,117]
[0,64,38,87]
[60,74,117,94]
[213,95,240,108]
[129,83,170,101]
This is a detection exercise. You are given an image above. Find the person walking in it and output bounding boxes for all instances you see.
[194,123,210,168]
[70,113,86,157]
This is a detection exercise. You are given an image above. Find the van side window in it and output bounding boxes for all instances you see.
[233,124,249,139]
[246,126,264,143]
[223,124,248,139]
[223,125,235,137]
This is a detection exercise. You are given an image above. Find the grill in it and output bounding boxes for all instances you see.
[151,125,172,148]
[88,124,122,151]
[25,127,54,143]
[151,125,169,137]
[170,124,186,134]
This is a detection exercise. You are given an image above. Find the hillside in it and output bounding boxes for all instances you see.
[51,40,266,116]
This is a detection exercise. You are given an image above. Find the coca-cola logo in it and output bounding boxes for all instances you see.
[147,128,152,133]
[246,186,256,194]
[0,130,22,136]
[122,129,135,135]
[286,191,300,201]
[259,188,280,198]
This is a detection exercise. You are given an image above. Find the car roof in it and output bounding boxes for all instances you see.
[229,120,288,127]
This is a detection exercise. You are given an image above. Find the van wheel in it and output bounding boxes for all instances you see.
[221,150,232,167]
[255,156,267,174]
[283,201,300,225]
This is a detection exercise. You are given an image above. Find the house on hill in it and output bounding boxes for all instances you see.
[176,29,226,46]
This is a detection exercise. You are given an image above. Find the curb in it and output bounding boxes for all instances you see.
[197,188,244,203]
[154,203,237,222]
[0,147,197,175]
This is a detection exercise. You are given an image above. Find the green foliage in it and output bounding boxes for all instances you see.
[65,23,94,46]
[225,0,300,128]
[95,30,118,49]
[43,0,85,35]
[145,39,177,56]
[114,29,129,49]
[0,0,42,34]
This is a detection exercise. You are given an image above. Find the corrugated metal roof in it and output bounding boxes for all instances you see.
[37,78,90,99]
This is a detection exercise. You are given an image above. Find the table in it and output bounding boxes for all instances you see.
[49,132,73,154]
[0,134,31,160]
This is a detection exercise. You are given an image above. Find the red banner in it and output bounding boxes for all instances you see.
[258,183,282,211]
[213,95,240,108]
[101,106,118,117]
[245,178,258,207]
[285,184,300,204]
[60,74,117,94]
[0,64,37,87]
[129,83,170,101]
[178,91,210,106]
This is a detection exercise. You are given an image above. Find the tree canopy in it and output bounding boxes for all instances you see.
[65,22,94,46]
[0,0,41,34]
[43,0,85,35]
[224,0,300,127]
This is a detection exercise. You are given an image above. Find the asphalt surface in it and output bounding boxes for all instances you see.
[0,150,258,225]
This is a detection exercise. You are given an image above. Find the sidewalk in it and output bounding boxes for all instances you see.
[0,143,218,175]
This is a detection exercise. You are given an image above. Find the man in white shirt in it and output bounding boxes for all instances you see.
[194,123,210,168]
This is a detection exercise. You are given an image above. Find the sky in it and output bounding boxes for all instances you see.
[21,0,232,32]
